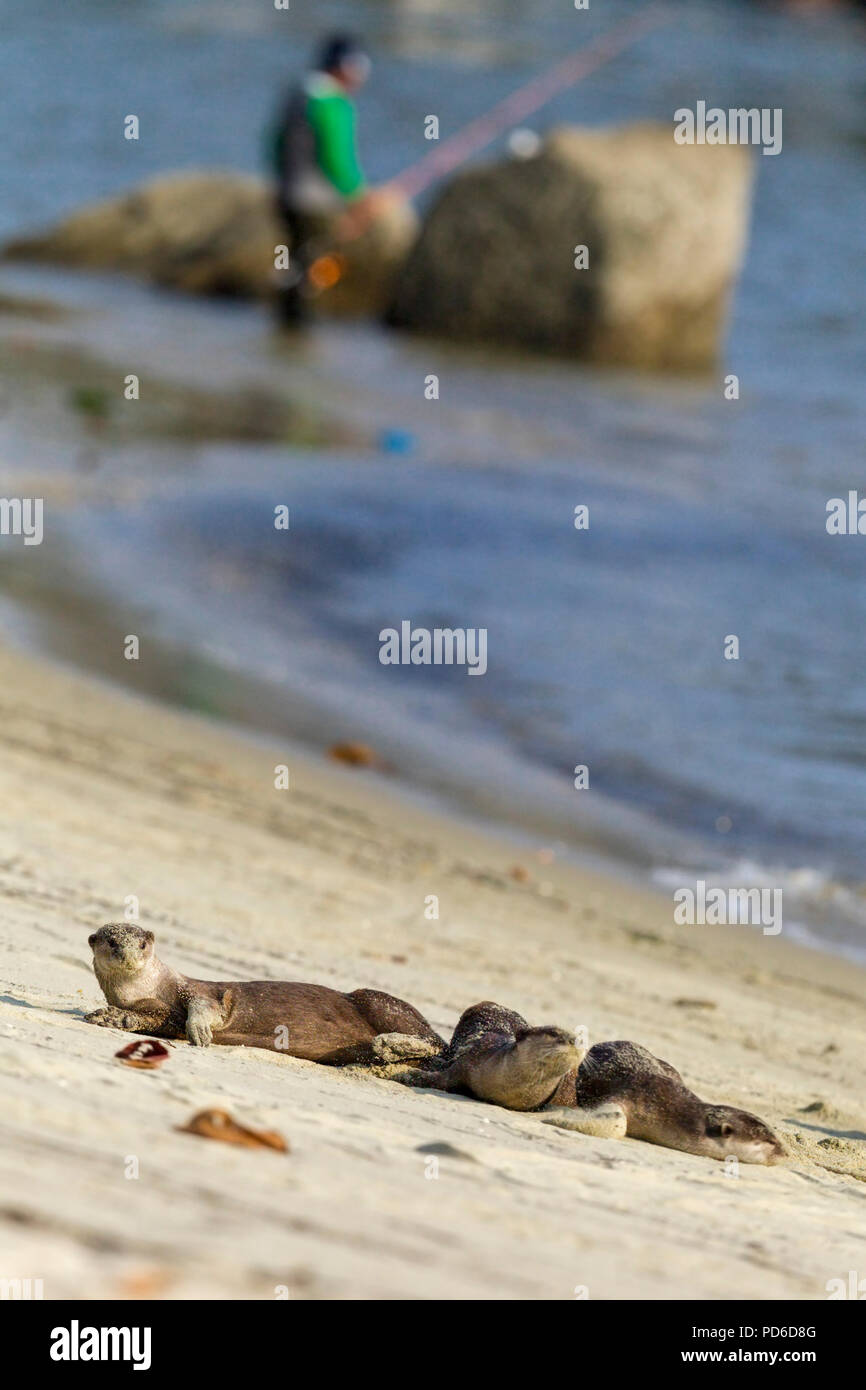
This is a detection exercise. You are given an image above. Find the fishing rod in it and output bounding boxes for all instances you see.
[305,3,672,291]
[389,3,671,202]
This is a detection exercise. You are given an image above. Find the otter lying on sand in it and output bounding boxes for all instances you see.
[370,1004,785,1164]
[369,1000,583,1110]
[85,924,443,1064]
[85,929,784,1163]
[541,1039,786,1164]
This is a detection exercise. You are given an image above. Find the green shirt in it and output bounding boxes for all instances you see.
[306,76,366,197]
[268,72,366,202]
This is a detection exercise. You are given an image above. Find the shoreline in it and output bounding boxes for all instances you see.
[6,571,866,968]
[1,636,865,1299]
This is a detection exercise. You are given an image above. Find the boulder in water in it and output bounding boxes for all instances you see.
[388,124,754,369]
[3,171,417,318]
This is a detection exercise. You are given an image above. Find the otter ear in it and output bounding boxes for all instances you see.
[144,930,155,943]
[87,933,97,948]
[720,1121,734,1137]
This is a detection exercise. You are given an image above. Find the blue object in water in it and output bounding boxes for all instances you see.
[379,428,415,454]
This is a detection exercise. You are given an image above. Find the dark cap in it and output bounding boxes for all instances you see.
[317,33,368,74]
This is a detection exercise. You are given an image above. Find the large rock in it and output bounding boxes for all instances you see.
[388,125,754,368]
[3,171,418,318]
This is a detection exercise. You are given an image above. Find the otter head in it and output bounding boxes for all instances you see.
[486,1025,584,1110]
[513,1025,584,1072]
[88,923,155,977]
[702,1104,787,1165]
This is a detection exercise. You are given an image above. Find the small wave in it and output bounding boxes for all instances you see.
[651,860,866,963]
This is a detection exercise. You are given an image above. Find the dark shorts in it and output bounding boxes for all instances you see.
[273,199,335,323]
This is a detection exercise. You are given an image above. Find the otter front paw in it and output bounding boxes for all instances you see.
[372,1032,443,1064]
[186,1016,213,1047]
[84,1006,140,1030]
[541,1103,627,1140]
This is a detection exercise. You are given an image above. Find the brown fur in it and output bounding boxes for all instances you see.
[85,924,443,1063]
[544,1040,787,1163]
[372,1000,583,1111]
[371,1005,785,1164]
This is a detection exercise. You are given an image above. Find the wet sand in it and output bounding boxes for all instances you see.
[0,638,864,1300]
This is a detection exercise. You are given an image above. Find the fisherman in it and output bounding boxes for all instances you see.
[269,33,374,324]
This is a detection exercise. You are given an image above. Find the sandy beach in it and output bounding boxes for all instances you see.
[1,639,864,1302]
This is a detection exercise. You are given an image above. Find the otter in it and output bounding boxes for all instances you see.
[85,924,444,1064]
[369,1008,785,1164]
[541,1039,786,1164]
[368,1000,584,1111]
